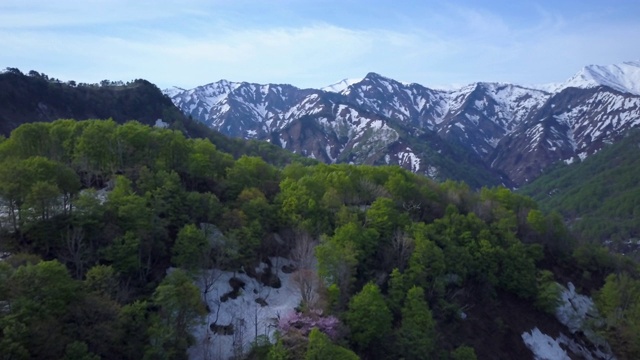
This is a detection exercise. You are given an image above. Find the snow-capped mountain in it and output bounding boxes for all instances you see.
[491,86,640,184]
[545,61,640,95]
[165,60,640,187]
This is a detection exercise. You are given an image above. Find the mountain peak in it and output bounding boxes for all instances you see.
[363,72,398,83]
[554,60,640,95]
[363,71,383,79]
[321,78,362,93]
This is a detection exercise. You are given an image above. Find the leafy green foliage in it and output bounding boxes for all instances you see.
[0,260,79,358]
[172,224,209,273]
[267,338,290,360]
[346,283,392,352]
[407,233,446,296]
[521,129,640,250]
[147,269,205,359]
[499,242,538,299]
[0,119,633,359]
[387,268,408,317]
[0,156,79,231]
[226,155,280,200]
[595,273,640,359]
[366,197,408,240]
[396,286,437,359]
[451,345,478,360]
[84,264,117,298]
[534,270,563,314]
[305,328,359,360]
[315,232,359,307]
[9,260,77,317]
[62,341,100,360]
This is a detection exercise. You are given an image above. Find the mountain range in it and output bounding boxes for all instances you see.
[165,61,640,187]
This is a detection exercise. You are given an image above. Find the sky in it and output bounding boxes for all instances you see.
[1,0,640,90]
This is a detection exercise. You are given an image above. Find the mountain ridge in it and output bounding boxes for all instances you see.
[166,60,640,101]
[165,60,640,187]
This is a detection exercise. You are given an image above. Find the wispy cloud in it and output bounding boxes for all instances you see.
[1,1,639,89]
[0,1,169,28]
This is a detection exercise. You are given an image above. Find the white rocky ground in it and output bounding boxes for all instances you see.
[522,282,616,360]
[188,257,301,360]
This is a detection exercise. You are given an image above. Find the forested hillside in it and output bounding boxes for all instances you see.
[520,129,640,259]
[0,68,186,136]
[0,68,314,170]
[0,120,638,359]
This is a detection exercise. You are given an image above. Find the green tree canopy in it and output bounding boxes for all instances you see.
[397,286,437,359]
[172,224,209,274]
[346,283,392,353]
[305,328,359,360]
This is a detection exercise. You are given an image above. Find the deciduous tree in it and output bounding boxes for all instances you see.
[346,283,392,353]
[305,328,359,360]
[397,286,437,359]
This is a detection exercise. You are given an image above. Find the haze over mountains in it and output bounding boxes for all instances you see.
[165,61,640,187]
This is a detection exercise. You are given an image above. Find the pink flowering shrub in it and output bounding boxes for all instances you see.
[277,309,340,340]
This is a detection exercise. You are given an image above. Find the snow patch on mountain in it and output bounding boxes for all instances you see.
[522,282,617,360]
[484,83,550,130]
[555,282,596,333]
[522,328,616,360]
[163,86,186,98]
[522,328,570,360]
[397,148,421,172]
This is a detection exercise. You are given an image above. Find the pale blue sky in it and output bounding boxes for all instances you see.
[1,0,639,89]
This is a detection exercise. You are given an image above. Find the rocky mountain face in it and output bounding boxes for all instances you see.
[166,61,640,187]
[492,86,640,184]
